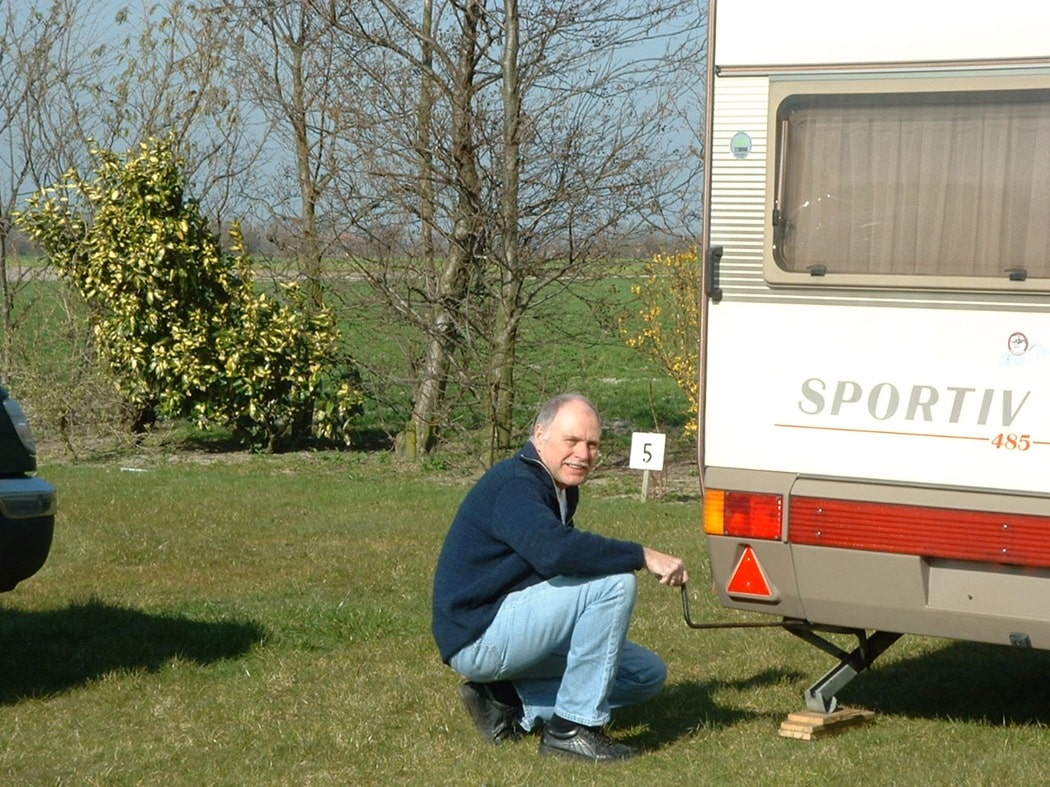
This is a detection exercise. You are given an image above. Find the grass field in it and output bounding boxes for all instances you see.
[4,274,1050,784]
[3,450,1050,785]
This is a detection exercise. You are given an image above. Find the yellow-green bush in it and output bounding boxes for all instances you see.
[621,247,700,433]
[15,135,362,451]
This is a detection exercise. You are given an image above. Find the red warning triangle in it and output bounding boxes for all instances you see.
[726,545,774,598]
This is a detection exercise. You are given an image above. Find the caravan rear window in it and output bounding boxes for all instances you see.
[773,88,1050,285]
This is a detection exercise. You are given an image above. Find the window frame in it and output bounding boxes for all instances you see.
[765,71,1050,293]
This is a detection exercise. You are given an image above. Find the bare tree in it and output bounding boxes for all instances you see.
[320,0,702,460]
[487,0,521,462]
[5,0,703,457]
[316,0,494,456]
[412,0,488,455]
[485,2,704,453]
[0,0,96,378]
[118,1,265,234]
[199,0,351,313]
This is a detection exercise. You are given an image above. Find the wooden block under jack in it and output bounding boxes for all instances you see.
[778,707,875,740]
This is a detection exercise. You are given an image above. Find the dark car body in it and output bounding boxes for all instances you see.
[0,386,55,590]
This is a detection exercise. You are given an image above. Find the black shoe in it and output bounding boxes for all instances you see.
[539,724,639,762]
[458,681,522,744]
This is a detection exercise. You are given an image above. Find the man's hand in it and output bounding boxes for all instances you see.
[642,547,689,587]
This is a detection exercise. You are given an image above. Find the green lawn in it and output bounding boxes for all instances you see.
[3,452,1050,784]
[4,270,1050,783]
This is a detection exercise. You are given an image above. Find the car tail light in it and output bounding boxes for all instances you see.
[704,489,783,540]
[3,396,37,456]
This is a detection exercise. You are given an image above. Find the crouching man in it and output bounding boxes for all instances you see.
[431,393,688,762]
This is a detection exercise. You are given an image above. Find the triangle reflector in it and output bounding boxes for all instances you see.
[726,545,774,599]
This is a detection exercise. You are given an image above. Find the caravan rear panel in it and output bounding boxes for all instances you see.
[700,1,1050,704]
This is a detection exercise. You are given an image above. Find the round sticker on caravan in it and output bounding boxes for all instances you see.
[730,131,752,159]
[1008,332,1029,356]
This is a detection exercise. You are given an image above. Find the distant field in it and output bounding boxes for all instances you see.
[7,268,693,461]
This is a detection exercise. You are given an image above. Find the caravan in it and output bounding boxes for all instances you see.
[699,0,1050,712]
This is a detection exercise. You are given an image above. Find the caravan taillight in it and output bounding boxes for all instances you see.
[704,489,783,540]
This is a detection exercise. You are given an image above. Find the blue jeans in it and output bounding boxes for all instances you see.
[448,573,667,730]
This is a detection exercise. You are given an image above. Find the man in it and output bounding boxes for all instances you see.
[431,393,688,762]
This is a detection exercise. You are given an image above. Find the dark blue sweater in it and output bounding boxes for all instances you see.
[431,441,646,664]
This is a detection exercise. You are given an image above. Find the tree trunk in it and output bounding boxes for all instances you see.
[404,0,484,456]
[0,237,10,378]
[397,0,437,460]
[289,18,325,313]
[487,0,523,464]
[417,0,436,267]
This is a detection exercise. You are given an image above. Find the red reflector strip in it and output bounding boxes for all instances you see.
[726,545,775,599]
[790,497,1050,568]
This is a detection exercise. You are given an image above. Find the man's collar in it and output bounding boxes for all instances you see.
[520,440,559,487]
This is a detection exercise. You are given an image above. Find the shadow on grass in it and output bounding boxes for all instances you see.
[616,640,1050,747]
[0,597,267,704]
[843,639,1050,725]
[617,667,807,749]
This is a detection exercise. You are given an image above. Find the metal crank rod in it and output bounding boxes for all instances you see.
[680,584,806,630]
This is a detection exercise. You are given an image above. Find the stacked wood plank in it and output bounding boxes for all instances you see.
[778,708,875,740]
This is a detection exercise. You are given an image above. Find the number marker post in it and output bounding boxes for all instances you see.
[628,432,666,501]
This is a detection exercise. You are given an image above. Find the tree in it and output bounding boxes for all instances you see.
[15,135,362,451]
[101,0,264,234]
[0,0,101,379]
[321,0,702,459]
[200,0,348,314]
[487,0,521,464]
[312,0,490,457]
[409,0,488,456]
[4,1,705,456]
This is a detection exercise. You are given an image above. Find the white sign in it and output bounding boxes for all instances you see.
[629,432,666,471]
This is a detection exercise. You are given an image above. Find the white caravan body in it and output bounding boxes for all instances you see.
[700,0,1050,711]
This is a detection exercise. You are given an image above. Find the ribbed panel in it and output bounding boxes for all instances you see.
[790,497,1050,568]
[709,77,769,293]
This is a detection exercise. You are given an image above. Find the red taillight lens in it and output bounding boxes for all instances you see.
[704,489,783,540]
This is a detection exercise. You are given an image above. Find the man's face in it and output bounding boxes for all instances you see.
[533,399,601,488]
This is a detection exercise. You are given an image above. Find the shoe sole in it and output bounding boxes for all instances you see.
[538,739,639,762]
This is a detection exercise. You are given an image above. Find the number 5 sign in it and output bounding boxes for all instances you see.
[629,432,666,471]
